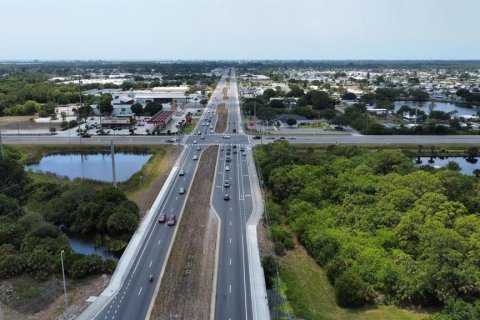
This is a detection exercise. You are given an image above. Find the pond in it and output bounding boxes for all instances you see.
[68,233,120,260]
[414,157,480,176]
[25,152,151,182]
[394,101,479,116]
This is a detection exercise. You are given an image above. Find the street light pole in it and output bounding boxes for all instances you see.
[0,131,5,158]
[60,250,69,316]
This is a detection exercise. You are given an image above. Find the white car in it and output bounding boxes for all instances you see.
[193,140,197,144]
[225,166,230,171]
[193,154,198,160]
[222,135,231,139]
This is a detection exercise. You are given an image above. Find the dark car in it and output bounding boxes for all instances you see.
[224,180,230,188]
[158,214,166,223]
[81,133,91,138]
[226,155,231,162]
[224,193,230,201]
[233,128,237,133]
[334,126,345,131]
[253,136,261,140]
[167,215,176,226]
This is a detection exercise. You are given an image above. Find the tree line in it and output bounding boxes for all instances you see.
[256,141,480,319]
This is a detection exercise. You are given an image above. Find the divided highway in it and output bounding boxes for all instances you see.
[92,72,232,320]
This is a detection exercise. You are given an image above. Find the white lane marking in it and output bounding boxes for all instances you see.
[230,258,232,266]
[149,260,153,268]
[158,239,161,245]
[230,221,232,226]
[138,287,143,295]
[170,208,173,212]
[230,237,232,244]
[230,207,232,211]
[229,284,232,294]
[241,234,248,319]
[176,196,178,200]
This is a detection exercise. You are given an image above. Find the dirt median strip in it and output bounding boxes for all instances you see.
[150,146,219,320]
[222,87,229,100]
[215,103,227,133]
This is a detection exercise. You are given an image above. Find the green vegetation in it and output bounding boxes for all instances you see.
[0,146,140,281]
[256,141,480,319]
[280,245,428,320]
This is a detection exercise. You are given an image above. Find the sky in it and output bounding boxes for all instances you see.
[0,0,479,60]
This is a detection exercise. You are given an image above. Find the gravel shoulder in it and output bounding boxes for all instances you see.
[150,146,219,320]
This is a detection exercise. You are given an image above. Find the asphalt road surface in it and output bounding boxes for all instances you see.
[3,133,479,146]
[211,69,253,320]
[93,73,232,320]
[95,145,199,320]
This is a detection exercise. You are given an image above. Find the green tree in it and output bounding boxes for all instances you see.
[144,101,163,116]
[99,94,113,115]
[131,103,143,115]
[286,118,297,127]
[335,270,370,308]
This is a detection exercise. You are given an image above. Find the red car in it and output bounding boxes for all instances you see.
[167,215,176,226]
[158,214,166,223]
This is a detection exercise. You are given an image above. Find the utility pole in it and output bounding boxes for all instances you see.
[111,140,117,188]
[60,250,69,317]
[0,131,4,158]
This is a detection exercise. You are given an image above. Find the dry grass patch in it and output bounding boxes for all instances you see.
[125,146,182,215]
[151,146,219,320]
[0,116,61,131]
[215,103,228,133]
[222,87,229,100]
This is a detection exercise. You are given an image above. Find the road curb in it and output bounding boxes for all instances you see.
[209,146,222,320]
[246,146,271,320]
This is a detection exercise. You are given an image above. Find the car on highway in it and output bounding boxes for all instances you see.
[242,151,247,156]
[226,155,231,162]
[220,145,224,151]
[201,135,205,140]
[197,131,202,135]
[240,146,245,151]
[166,138,176,143]
[224,180,230,188]
[233,128,237,133]
[167,215,176,226]
[233,149,237,154]
[288,136,296,140]
[252,136,261,140]
[232,144,237,149]
[224,193,230,201]
[196,146,201,151]
[193,154,198,160]
[81,133,91,138]
[223,135,231,139]
[193,140,197,144]
[179,169,185,176]
[179,187,186,194]
[279,137,286,140]
[158,214,166,223]
[266,136,275,140]
[225,166,230,171]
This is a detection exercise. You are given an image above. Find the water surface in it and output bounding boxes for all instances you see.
[26,152,151,182]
